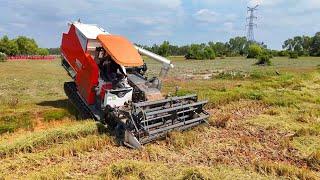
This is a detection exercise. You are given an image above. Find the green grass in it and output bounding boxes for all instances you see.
[166,71,317,109]
[254,161,318,179]
[43,109,71,121]
[146,56,320,78]
[0,57,320,178]
[0,112,33,134]
[0,60,69,109]
[99,160,275,180]
[0,134,113,177]
[0,121,99,157]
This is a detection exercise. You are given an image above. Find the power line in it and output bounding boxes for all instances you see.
[246,5,259,42]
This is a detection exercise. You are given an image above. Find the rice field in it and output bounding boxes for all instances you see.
[0,57,319,179]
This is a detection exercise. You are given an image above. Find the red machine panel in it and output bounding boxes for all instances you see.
[61,25,99,105]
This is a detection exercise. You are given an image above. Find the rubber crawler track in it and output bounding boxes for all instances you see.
[64,82,94,120]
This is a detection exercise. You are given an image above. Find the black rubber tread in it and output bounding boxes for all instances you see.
[64,82,94,120]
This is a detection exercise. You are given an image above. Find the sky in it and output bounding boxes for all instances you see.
[0,0,320,50]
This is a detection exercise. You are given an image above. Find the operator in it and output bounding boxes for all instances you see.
[100,55,126,88]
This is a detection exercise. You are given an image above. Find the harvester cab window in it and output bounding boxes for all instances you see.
[104,59,127,88]
[94,47,106,65]
[95,48,126,88]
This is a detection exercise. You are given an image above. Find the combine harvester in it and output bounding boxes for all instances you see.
[60,22,209,148]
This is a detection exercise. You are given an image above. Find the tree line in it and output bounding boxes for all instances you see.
[282,32,320,57]
[0,35,49,56]
[136,36,257,60]
[47,33,320,59]
[2,32,320,60]
[137,32,320,60]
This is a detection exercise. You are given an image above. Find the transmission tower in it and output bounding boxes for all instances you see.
[246,5,259,42]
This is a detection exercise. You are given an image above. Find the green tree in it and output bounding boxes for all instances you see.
[15,36,39,55]
[0,35,19,56]
[0,52,7,62]
[185,44,215,60]
[301,36,312,55]
[168,45,179,56]
[149,44,159,54]
[177,45,189,56]
[310,32,320,56]
[227,36,249,56]
[186,44,201,60]
[135,36,271,58]
[270,50,279,57]
[247,44,263,58]
[289,51,299,59]
[0,35,49,56]
[47,48,60,55]
[158,41,170,57]
[37,48,49,56]
[208,42,228,57]
[256,50,272,66]
[278,50,289,57]
[283,38,294,51]
[283,36,312,56]
[203,46,216,59]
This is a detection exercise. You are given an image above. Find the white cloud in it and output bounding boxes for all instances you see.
[199,0,320,9]
[225,14,238,21]
[214,22,240,34]
[192,8,239,30]
[1,0,184,43]
[193,0,282,7]
[309,0,320,7]
[297,0,320,10]
[127,17,171,26]
[147,26,173,37]
[0,26,6,32]
[118,0,182,10]
[248,0,284,7]
[106,0,182,11]
[154,0,182,9]
[9,23,27,28]
[1,0,320,49]
[193,9,219,23]
[223,22,235,32]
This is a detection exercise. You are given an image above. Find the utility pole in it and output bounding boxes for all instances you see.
[246,5,259,42]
